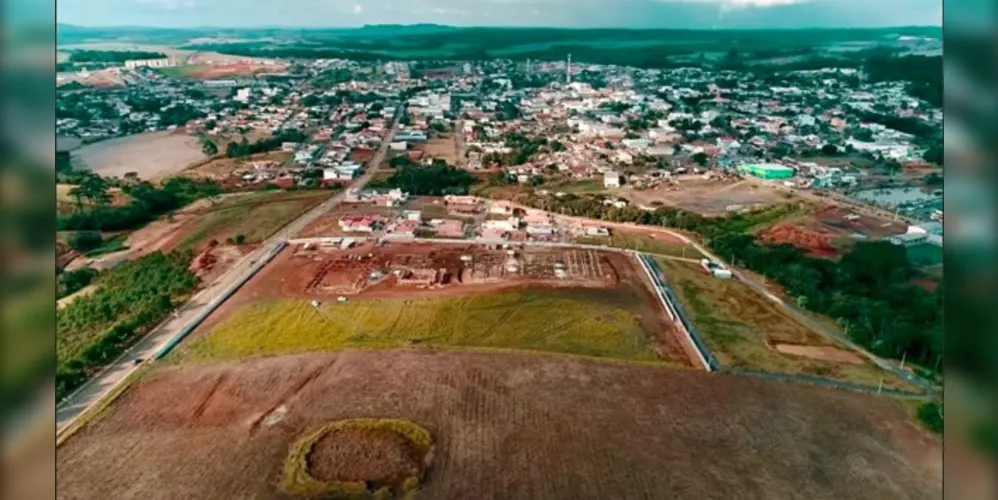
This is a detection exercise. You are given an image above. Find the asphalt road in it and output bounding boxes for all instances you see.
[56,119,400,436]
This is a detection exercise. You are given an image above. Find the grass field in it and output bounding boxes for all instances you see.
[576,231,703,259]
[658,258,913,390]
[181,290,659,363]
[549,178,605,194]
[177,190,329,251]
[157,65,209,78]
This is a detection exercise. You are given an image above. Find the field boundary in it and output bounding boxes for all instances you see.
[637,253,718,371]
[725,368,930,399]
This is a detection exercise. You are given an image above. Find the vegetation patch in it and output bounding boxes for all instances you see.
[56,251,198,400]
[176,190,329,250]
[182,291,657,362]
[282,418,433,499]
[659,258,913,390]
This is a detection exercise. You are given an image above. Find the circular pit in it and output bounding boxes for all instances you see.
[282,418,434,499]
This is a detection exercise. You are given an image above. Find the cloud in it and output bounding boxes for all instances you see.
[353,3,362,14]
[721,0,808,8]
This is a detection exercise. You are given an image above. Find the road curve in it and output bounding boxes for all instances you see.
[56,119,401,437]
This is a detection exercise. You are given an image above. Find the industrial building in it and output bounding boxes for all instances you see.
[737,163,795,180]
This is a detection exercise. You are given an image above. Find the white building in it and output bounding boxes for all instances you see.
[604,171,622,188]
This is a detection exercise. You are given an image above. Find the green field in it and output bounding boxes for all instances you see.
[180,291,659,363]
[658,258,914,390]
[157,65,209,78]
[178,190,330,251]
[576,231,703,259]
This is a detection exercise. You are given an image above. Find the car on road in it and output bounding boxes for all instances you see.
[133,358,144,365]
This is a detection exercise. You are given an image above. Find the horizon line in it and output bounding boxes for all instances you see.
[57,22,943,31]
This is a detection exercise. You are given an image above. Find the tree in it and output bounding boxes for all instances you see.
[233,234,247,245]
[692,152,708,166]
[922,144,943,166]
[68,231,102,252]
[201,139,218,156]
[550,140,565,152]
[821,144,840,156]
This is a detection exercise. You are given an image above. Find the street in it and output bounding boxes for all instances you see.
[56,119,400,437]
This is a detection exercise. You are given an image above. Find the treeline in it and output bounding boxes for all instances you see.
[56,251,198,400]
[58,268,99,299]
[58,176,223,232]
[67,50,168,63]
[378,162,475,196]
[867,54,942,107]
[227,129,308,158]
[522,193,943,371]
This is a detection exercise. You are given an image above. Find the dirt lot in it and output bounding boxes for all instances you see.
[415,134,459,165]
[57,350,941,500]
[619,178,794,216]
[658,258,915,390]
[187,242,692,365]
[186,62,287,80]
[71,131,205,181]
[181,151,291,182]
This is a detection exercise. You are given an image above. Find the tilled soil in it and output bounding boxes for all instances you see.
[57,350,940,500]
[308,428,423,487]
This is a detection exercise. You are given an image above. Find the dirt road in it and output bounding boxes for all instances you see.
[56,119,401,437]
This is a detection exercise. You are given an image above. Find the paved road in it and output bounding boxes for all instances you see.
[56,119,400,436]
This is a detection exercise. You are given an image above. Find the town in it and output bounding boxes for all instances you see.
[54,25,944,500]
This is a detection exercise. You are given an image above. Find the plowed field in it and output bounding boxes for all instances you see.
[57,350,941,500]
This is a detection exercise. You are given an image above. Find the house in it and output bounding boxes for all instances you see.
[338,215,381,233]
[389,141,407,151]
[385,220,419,239]
[604,171,622,188]
[584,226,610,237]
[403,210,422,222]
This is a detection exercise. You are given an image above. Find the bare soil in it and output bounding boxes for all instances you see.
[308,428,423,487]
[773,343,865,364]
[619,178,792,216]
[195,242,692,366]
[71,131,205,181]
[57,350,941,500]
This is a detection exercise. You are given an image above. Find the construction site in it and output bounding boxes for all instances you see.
[279,241,618,298]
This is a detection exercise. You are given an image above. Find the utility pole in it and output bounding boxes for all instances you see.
[877,377,883,395]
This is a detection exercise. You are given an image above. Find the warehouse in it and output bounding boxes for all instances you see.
[738,163,796,180]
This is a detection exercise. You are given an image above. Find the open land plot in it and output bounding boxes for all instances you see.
[619,178,795,216]
[180,151,292,182]
[181,242,693,365]
[756,204,907,258]
[576,228,704,259]
[657,258,916,390]
[71,131,205,181]
[175,190,331,251]
[415,133,459,165]
[402,197,452,219]
[57,350,941,500]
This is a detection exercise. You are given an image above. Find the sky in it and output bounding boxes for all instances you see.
[57,0,943,29]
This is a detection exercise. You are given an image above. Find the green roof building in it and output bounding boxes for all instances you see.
[737,163,796,180]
